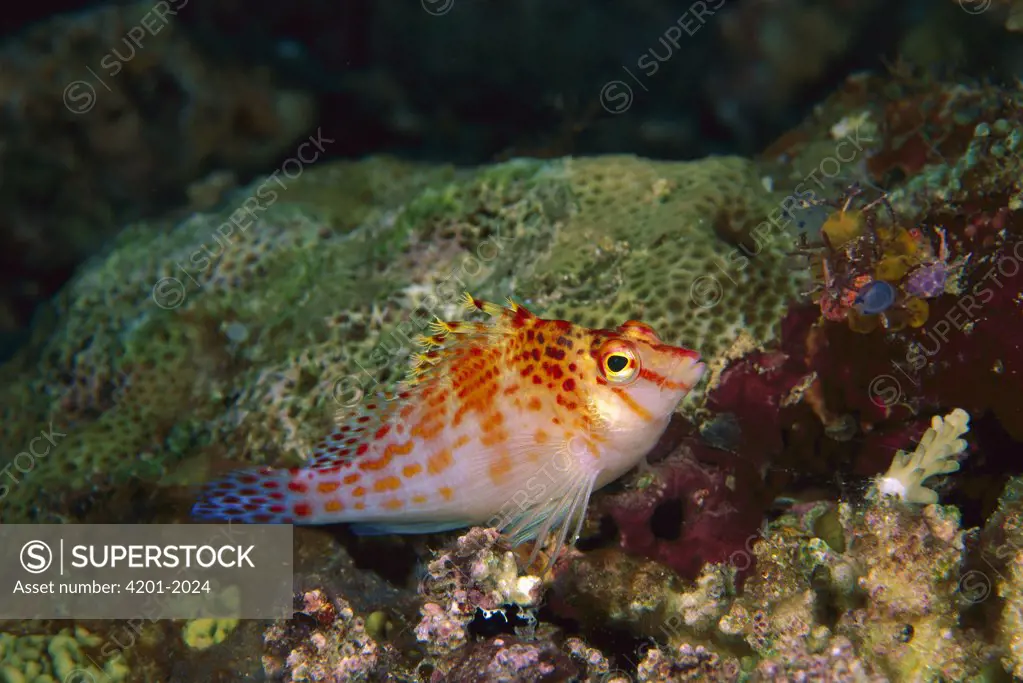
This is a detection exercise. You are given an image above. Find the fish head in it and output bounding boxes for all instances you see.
[585,319,706,441]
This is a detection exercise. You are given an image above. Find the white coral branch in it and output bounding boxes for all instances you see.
[873,408,971,504]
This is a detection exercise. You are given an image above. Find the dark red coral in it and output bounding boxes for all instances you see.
[597,439,768,580]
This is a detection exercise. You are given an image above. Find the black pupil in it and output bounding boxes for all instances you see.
[606,355,628,373]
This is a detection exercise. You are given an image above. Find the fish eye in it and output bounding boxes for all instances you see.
[606,354,629,373]
[599,344,639,384]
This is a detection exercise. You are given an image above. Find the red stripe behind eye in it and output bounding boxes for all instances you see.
[639,368,691,391]
[649,343,700,360]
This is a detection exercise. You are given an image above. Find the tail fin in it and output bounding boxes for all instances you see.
[192,466,301,523]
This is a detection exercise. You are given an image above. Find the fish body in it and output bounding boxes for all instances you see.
[193,294,705,559]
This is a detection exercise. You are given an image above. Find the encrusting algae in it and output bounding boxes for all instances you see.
[194,293,706,567]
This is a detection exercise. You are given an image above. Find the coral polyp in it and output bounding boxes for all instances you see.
[796,185,961,335]
[905,262,951,298]
[854,280,896,315]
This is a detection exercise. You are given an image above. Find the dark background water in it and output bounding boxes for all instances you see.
[1,0,1020,359]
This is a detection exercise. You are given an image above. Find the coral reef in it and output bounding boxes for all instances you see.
[262,589,397,682]
[5,63,1023,681]
[443,635,579,682]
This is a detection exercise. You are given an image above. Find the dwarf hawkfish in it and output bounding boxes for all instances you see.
[193,294,706,565]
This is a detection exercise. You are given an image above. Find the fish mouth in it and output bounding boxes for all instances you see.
[690,359,708,382]
[662,354,706,392]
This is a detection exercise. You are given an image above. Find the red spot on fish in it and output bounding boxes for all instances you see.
[356,443,369,456]
[544,346,566,360]
[288,481,307,493]
[375,424,391,440]
[293,503,311,518]
[563,378,575,391]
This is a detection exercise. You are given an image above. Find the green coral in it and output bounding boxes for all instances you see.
[181,618,238,650]
[0,627,129,683]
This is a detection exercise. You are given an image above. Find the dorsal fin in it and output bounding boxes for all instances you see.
[301,390,407,470]
[403,292,536,388]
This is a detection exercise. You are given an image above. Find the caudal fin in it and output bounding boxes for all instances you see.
[192,466,302,523]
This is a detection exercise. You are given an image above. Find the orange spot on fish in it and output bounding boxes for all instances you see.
[353,486,366,497]
[481,427,508,448]
[354,501,365,510]
[534,428,549,444]
[412,494,428,504]
[480,411,504,432]
[439,486,454,501]
[359,439,414,471]
[343,473,360,485]
[324,499,344,512]
[412,420,445,440]
[374,476,401,492]
[489,454,512,483]
[382,499,404,510]
[427,449,453,475]
[317,481,340,494]
[527,396,542,411]
[403,463,422,478]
